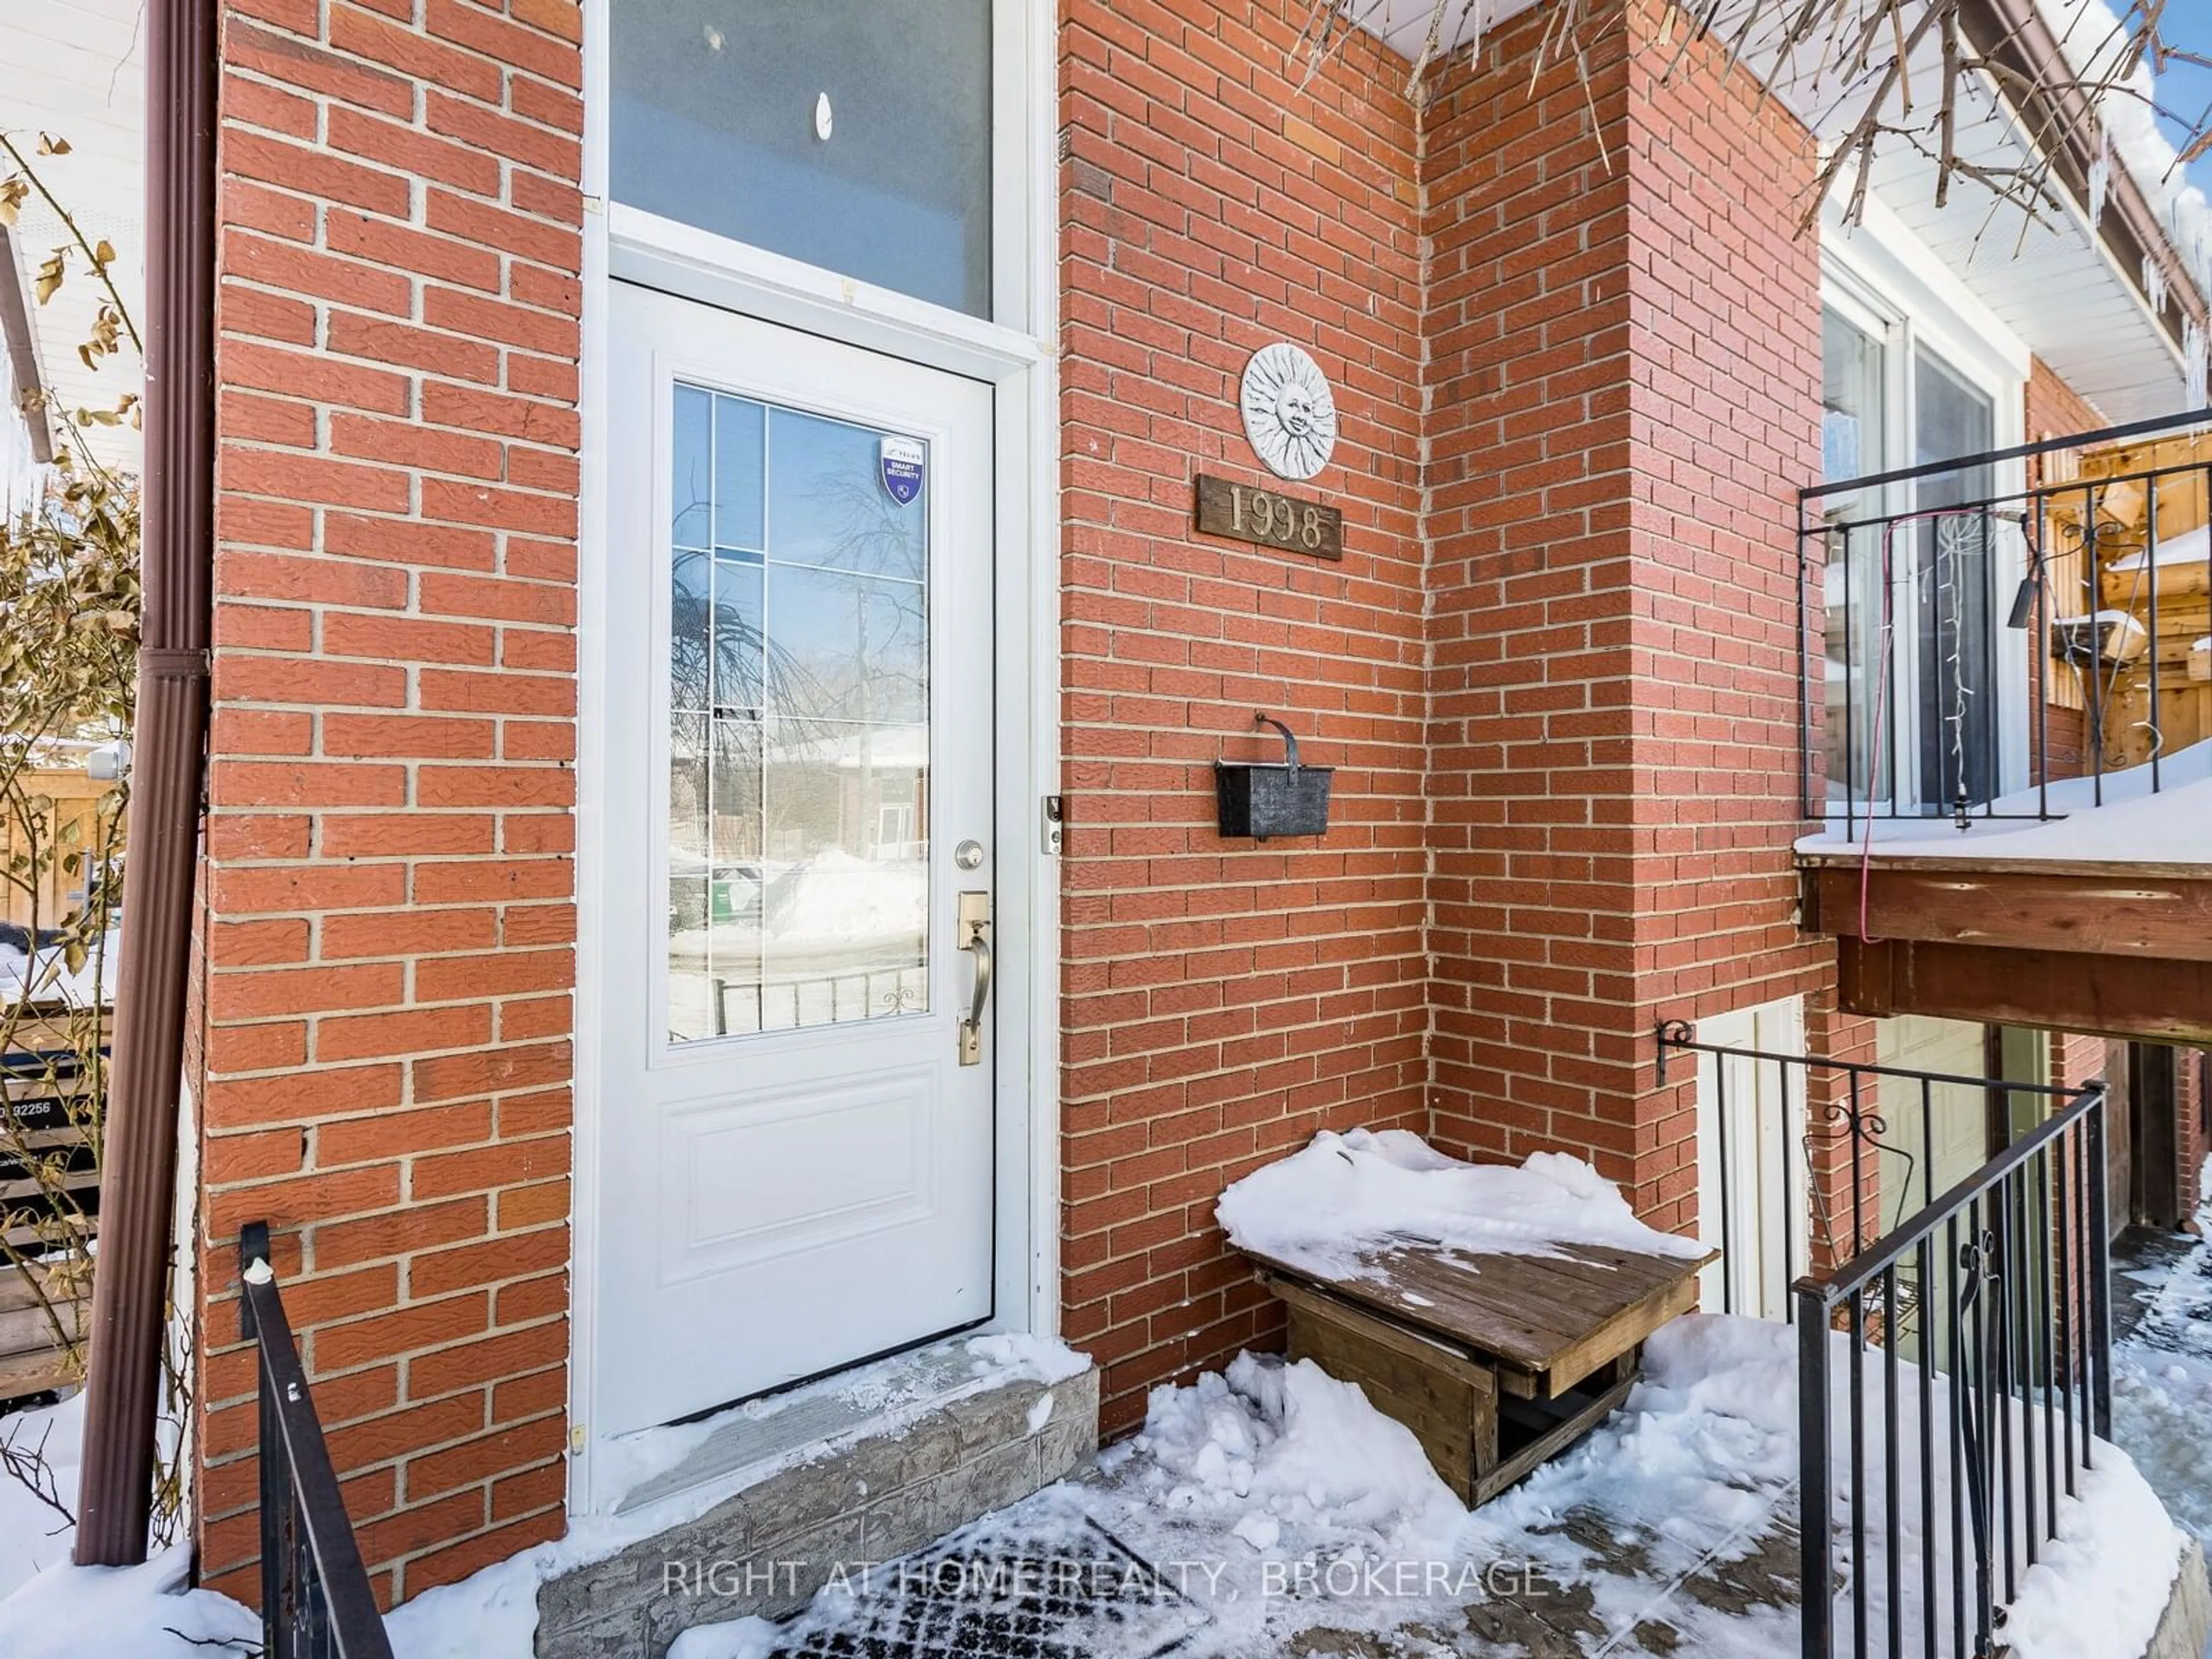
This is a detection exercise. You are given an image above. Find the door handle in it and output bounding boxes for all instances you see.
[957,891,991,1066]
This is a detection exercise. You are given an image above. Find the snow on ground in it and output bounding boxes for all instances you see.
[0,1395,259,1659]
[1214,1128,1707,1284]
[0,1546,260,1659]
[0,1138,2193,1659]
[671,1310,2179,1659]
[2111,1166,2212,1560]
[385,1332,1092,1659]
[0,1393,82,1600]
[1069,1316,2180,1659]
[1798,736,2212,861]
[0,1313,2186,1659]
[0,1335,1092,1659]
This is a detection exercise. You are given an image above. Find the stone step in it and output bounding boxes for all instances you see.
[537,1339,1099,1659]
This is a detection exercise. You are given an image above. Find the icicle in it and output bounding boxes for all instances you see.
[2088,128,2111,228]
[2188,321,2208,410]
[2145,254,2169,319]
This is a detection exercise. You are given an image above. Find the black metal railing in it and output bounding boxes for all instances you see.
[239,1221,396,1659]
[1799,404,2212,825]
[1655,1023,2092,1315]
[1796,1085,2110,1659]
[1657,1025,2113,1656]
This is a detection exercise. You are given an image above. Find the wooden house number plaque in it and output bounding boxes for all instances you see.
[1194,474,1343,562]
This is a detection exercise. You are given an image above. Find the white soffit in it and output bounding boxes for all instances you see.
[1858,77,2184,422]
[0,0,146,475]
[1335,0,1546,65]
[1736,0,2184,423]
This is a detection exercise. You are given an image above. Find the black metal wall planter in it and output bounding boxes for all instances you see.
[1215,713,1333,842]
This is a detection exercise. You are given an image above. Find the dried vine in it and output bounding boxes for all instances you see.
[0,132,185,1550]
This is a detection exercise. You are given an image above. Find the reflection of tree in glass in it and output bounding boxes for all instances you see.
[759,469,929,876]
[668,558,817,721]
[666,450,931,963]
[780,469,928,725]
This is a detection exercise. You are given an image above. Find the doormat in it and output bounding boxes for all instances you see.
[753,1513,1211,1659]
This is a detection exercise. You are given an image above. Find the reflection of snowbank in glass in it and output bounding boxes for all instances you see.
[767,847,925,951]
[666,850,929,1043]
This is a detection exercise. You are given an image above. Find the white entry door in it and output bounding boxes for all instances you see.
[597,283,998,1434]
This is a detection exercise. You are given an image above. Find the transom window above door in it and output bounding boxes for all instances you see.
[611,0,994,317]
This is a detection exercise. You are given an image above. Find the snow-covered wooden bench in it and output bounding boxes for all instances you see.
[1246,1236,1713,1506]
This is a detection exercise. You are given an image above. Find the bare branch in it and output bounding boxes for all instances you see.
[1286,0,2212,248]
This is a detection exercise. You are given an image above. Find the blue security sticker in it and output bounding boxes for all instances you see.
[879,435,926,506]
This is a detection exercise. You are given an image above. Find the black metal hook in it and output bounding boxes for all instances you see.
[1253,711,1301,771]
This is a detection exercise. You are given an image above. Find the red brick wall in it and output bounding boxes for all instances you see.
[1420,9,1644,1190]
[1618,6,1833,1227]
[1423,1,1830,1229]
[2181,1051,2210,1223]
[1058,0,1430,1438]
[195,0,583,1606]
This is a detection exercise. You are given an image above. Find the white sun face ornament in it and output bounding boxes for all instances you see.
[1239,342,1338,481]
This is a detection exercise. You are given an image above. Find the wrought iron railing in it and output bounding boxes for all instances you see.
[1658,1025,2113,1657]
[238,1221,395,1659]
[1799,405,2212,824]
[1796,1088,2110,1659]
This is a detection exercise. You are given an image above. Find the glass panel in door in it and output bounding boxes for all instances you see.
[1912,352,1998,814]
[666,388,930,1044]
[1821,307,1892,810]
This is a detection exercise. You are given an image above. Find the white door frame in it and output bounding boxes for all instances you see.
[570,0,1060,1514]
[1695,995,1810,1323]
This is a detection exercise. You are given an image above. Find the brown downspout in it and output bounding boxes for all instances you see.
[73,0,218,1567]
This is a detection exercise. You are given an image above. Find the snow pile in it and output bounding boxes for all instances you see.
[0,1548,259,1659]
[0,1395,82,1601]
[1800,735,2212,861]
[0,1397,255,1659]
[1215,1127,1705,1283]
[1461,1315,1805,1649]
[963,1332,1092,1385]
[2002,1451,2191,1659]
[1122,1352,1469,1556]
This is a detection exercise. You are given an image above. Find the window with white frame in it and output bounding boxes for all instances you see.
[1819,263,2025,819]
[608,1,995,319]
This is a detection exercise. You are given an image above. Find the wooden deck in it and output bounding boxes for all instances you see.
[1799,856,2212,1044]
